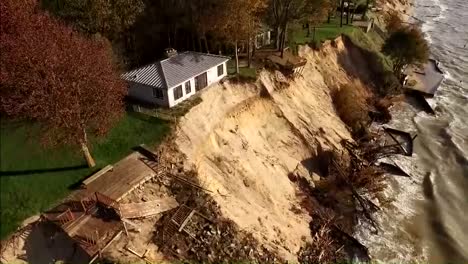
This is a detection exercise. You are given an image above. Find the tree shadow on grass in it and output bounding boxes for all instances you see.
[0,165,88,177]
[126,110,169,125]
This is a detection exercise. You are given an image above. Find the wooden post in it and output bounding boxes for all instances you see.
[80,199,86,212]
[68,209,75,221]
[123,221,129,237]
[95,230,99,245]
[340,0,345,27]
[234,41,239,74]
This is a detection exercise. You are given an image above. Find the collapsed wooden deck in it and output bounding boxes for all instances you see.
[41,149,168,262]
[119,197,179,219]
[84,152,158,202]
[41,193,123,260]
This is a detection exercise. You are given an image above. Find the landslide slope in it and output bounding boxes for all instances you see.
[176,37,375,260]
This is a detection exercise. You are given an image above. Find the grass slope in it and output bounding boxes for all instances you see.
[0,112,170,239]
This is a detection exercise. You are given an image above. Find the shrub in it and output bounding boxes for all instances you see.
[382,26,430,77]
[332,81,372,137]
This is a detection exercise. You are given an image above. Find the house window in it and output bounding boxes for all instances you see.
[217,64,224,76]
[185,81,191,94]
[173,85,183,100]
[152,87,163,99]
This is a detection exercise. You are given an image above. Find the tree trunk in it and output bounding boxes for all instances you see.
[276,26,281,50]
[280,22,288,58]
[363,0,370,19]
[174,27,178,49]
[346,3,350,25]
[281,3,291,58]
[313,26,316,42]
[80,129,95,168]
[278,27,284,51]
[203,34,209,54]
[340,0,344,27]
[81,143,96,168]
[192,32,196,51]
[167,31,171,48]
[234,41,239,74]
[306,24,310,37]
[328,13,331,23]
[186,31,191,51]
[247,37,252,68]
[252,39,256,57]
[197,37,202,52]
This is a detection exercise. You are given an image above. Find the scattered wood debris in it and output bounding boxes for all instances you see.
[119,197,179,219]
[378,161,411,177]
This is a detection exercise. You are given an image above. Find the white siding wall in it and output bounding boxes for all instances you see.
[128,82,169,107]
[207,62,227,86]
[167,78,196,107]
[167,62,227,107]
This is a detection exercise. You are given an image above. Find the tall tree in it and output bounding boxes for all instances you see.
[215,0,266,73]
[268,0,315,57]
[362,0,371,19]
[327,0,340,23]
[346,0,350,24]
[42,0,145,40]
[1,0,126,167]
[302,0,330,40]
[382,26,429,77]
[340,0,345,27]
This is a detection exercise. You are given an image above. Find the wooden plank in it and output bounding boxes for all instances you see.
[89,231,123,264]
[126,246,144,258]
[83,165,113,186]
[115,173,155,202]
[119,197,179,219]
[178,210,195,232]
[125,246,155,264]
[122,219,141,232]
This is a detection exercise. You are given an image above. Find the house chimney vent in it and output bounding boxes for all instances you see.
[164,48,177,58]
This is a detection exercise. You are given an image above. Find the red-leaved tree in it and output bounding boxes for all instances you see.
[0,0,127,167]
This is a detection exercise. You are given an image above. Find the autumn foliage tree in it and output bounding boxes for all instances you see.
[41,0,144,40]
[0,0,126,167]
[215,0,267,73]
[382,25,429,77]
[303,0,331,40]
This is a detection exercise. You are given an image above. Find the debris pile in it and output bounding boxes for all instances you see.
[293,138,394,262]
[152,140,281,263]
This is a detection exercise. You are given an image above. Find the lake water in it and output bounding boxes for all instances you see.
[355,0,468,262]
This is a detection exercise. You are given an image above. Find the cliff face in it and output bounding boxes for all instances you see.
[175,37,376,260]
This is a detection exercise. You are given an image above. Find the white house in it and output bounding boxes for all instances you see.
[122,51,229,108]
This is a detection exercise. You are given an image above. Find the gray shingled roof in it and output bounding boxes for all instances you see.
[121,52,230,89]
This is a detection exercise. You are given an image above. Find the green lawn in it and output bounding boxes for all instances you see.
[227,59,258,81]
[0,112,170,239]
[290,18,357,47]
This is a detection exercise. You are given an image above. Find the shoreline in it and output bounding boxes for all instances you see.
[353,0,462,261]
